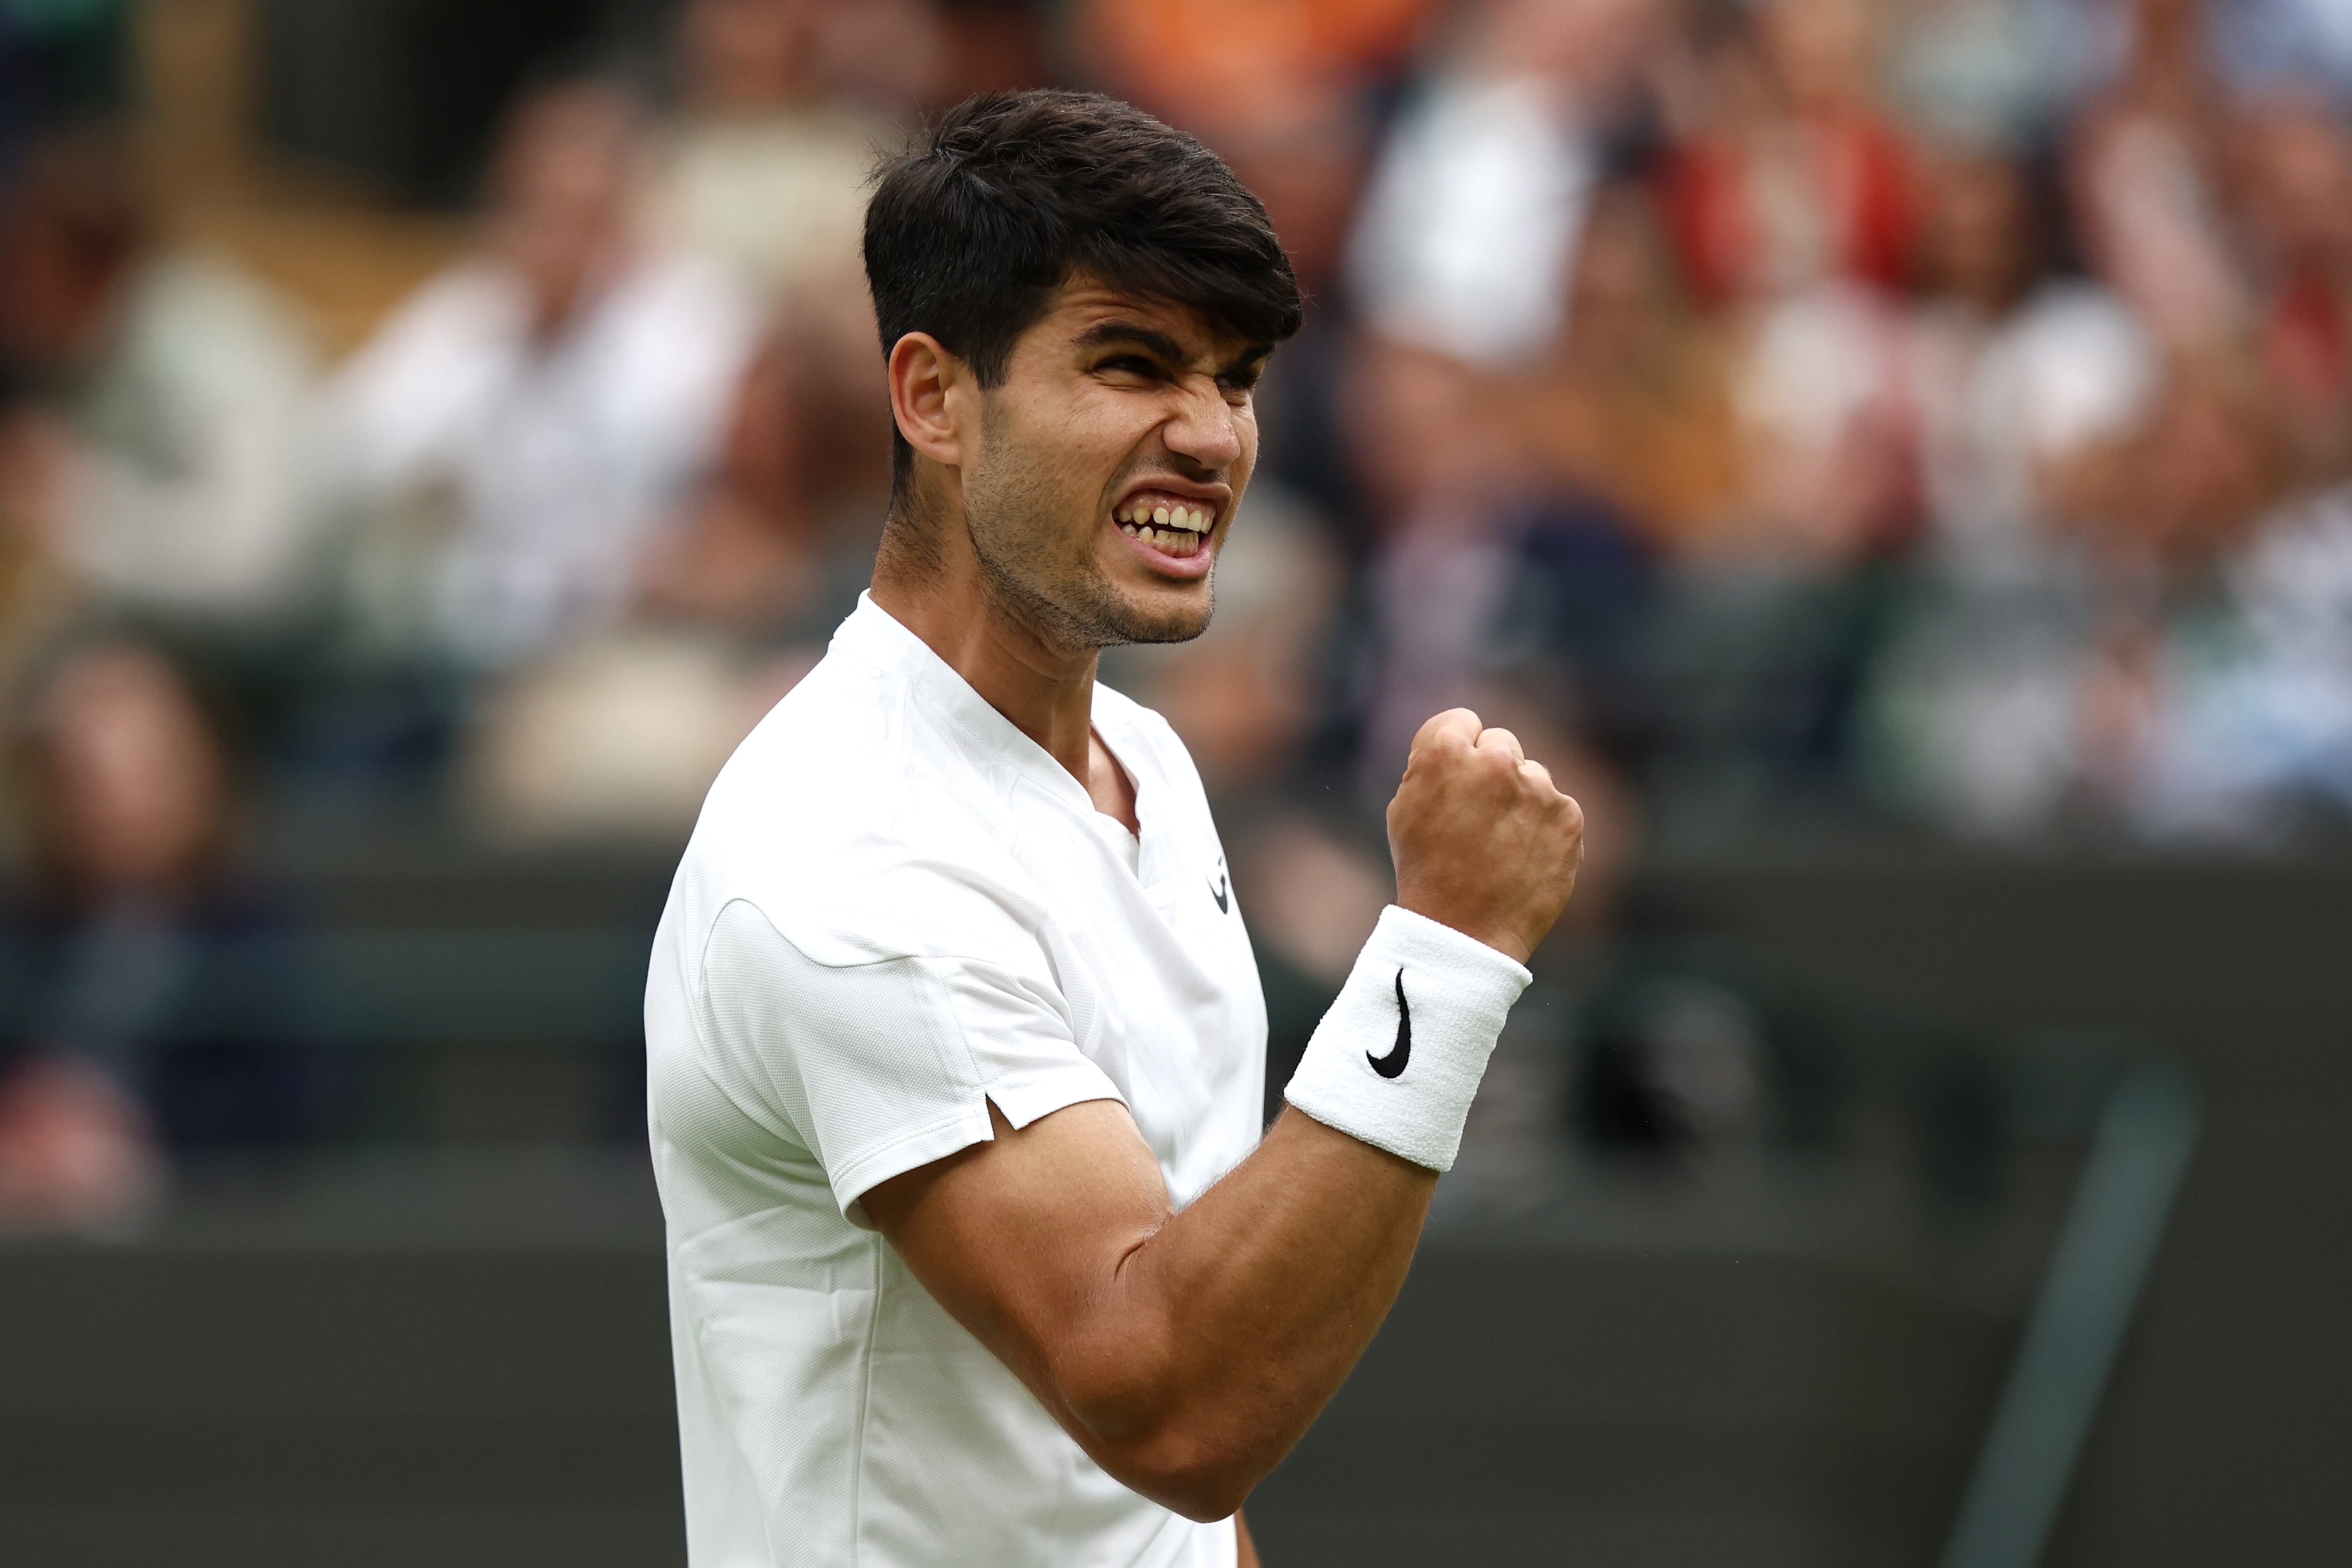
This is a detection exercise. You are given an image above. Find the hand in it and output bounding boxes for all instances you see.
[0,1055,163,1235]
[1386,708,1584,965]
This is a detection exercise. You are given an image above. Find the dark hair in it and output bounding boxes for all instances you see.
[864,89,1303,495]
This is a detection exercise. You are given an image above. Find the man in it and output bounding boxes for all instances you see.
[645,90,1584,1567]
[327,80,756,669]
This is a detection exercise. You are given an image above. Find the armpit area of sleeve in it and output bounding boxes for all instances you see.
[835,1059,1126,1230]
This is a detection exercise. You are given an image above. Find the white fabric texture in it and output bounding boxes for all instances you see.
[1283,905,1532,1172]
[645,594,1260,1568]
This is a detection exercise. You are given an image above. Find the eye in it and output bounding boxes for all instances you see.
[1097,354,1165,381]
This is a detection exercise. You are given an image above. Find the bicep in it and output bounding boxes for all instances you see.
[862,1096,1176,1426]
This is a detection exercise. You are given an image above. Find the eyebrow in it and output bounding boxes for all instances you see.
[1073,320,1273,381]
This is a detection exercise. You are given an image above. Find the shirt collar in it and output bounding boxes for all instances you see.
[832,592,1101,816]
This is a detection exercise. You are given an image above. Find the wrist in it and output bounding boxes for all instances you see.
[1391,873,1541,967]
[1281,905,1531,1172]
[1394,900,1534,966]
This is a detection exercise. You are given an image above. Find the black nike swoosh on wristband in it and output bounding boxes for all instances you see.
[1367,969,1411,1079]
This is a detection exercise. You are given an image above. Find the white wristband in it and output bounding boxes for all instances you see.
[1282,905,1532,1172]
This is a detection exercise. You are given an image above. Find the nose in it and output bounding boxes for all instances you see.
[1162,376,1245,474]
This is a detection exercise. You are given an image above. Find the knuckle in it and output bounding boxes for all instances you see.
[1419,721,1469,755]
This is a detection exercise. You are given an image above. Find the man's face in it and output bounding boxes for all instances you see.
[958,280,1269,650]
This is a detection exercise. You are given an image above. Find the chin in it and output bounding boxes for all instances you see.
[1110,587,1214,646]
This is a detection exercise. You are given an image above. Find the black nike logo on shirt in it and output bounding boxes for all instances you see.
[1367,969,1410,1078]
[1209,870,1229,914]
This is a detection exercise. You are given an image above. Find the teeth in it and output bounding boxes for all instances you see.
[1116,500,1213,538]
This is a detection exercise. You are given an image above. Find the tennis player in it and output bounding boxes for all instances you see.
[644,89,1584,1567]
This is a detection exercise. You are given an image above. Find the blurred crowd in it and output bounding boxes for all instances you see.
[5,0,2352,1224]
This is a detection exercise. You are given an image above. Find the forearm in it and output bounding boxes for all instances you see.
[1072,1107,1435,1506]
[1065,909,1532,1507]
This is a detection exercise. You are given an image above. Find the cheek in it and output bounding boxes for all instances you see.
[969,415,1104,556]
[981,390,1141,517]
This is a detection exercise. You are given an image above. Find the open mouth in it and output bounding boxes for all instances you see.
[1114,493,1218,562]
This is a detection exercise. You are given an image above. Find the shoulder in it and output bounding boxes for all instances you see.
[678,655,1053,974]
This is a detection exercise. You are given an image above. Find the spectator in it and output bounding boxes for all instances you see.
[1908,145,2159,577]
[641,0,897,306]
[0,128,323,642]
[327,80,759,672]
[1350,0,1657,369]
[1657,0,1922,564]
[918,0,1057,108]
[1487,180,1725,768]
[2240,94,2352,490]
[0,640,317,1234]
[1863,143,2164,836]
[1503,180,1743,558]
[2129,478,2352,837]
[1661,0,1917,308]
[640,0,900,597]
[1080,0,1439,129]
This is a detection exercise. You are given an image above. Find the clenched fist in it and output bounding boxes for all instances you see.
[1387,708,1585,965]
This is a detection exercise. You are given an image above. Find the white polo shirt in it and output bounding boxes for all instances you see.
[645,594,1265,1568]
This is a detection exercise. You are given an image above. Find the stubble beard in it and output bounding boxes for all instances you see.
[964,412,1214,653]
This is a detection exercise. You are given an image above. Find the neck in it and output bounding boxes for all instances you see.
[871,514,1101,784]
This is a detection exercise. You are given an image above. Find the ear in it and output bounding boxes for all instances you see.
[887,332,973,472]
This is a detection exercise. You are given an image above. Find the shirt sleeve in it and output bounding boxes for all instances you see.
[696,895,1124,1228]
